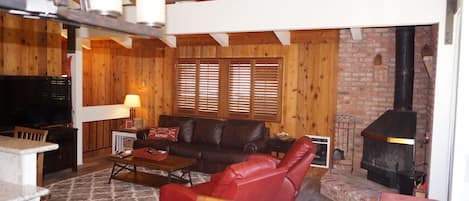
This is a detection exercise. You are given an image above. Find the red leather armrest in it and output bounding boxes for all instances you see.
[160,184,198,201]
[210,172,224,182]
[247,153,281,165]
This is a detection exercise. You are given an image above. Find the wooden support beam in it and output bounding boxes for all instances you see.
[56,7,163,37]
[273,30,290,45]
[77,27,132,39]
[209,33,229,47]
[110,37,133,49]
[160,35,177,48]
[350,28,363,40]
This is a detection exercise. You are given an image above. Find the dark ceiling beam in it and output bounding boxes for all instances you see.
[57,7,163,37]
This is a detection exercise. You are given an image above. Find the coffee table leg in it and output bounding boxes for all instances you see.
[108,162,117,184]
[133,165,137,175]
[188,171,192,186]
[167,171,172,183]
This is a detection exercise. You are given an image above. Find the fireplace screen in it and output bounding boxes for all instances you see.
[307,135,330,168]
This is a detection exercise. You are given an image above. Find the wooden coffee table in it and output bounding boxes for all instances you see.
[107,155,196,188]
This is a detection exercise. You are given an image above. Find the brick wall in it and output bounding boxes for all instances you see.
[336,26,435,172]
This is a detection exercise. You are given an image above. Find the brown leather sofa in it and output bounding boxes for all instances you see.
[134,115,270,173]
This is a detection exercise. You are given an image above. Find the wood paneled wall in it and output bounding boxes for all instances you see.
[0,13,62,76]
[82,40,175,154]
[176,30,338,139]
[81,30,338,159]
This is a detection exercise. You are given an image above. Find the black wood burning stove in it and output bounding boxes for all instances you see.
[361,26,420,193]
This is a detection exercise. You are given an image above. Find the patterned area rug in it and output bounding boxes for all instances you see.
[46,168,211,201]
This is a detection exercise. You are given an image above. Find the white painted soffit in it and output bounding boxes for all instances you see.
[274,31,290,45]
[160,35,177,48]
[166,0,443,35]
[209,33,229,47]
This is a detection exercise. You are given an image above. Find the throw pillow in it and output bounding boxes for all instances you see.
[148,127,180,142]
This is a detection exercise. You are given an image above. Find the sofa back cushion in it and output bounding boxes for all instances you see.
[221,120,265,149]
[192,118,225,145]
[158,115,195,143]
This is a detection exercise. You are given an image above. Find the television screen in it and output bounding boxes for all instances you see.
[0,76,72,131]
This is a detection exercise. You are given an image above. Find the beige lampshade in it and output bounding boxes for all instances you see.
[87,0,123,18]
[124,94,141,108]
[136,0,166,27]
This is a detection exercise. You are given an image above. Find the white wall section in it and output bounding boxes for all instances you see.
[166,0,441,35]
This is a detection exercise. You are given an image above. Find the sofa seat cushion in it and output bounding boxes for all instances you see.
[202,148,248,164]
[158,115,195,143]
[133,139,172,151]
[221,119,265,149]
[170,143,216,159]
[192,119,225,146]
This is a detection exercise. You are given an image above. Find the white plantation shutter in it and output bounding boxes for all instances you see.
[176,60,197,113]
[175,58,282,121]
[253,59,282,121]
[228,61,252,119]
[198,60,219,114]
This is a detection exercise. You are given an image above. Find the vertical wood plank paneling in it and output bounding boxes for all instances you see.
[89,122,97,151]
[82,49,92,106]
[81,30,338,158]
[82,123,89,152]
[36,20,47,76]
[46,21,62,76]
[282,44,299,135]
[82,40,172,154]
[162,48,175,116]
[20,18,36,75]
[0,13,61,76]
[96,121,104,149]
[2,14,22,75]
[0,14,3,75]
[103,120,111,148]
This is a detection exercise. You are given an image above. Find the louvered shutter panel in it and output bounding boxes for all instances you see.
[228,60,252,119]
[176,60,197,114]
[198,60,219,115]
[253,59,282,121]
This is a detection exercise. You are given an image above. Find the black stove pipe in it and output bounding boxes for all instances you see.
[394,26,415,111]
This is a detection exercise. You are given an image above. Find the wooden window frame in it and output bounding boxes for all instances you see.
[174,58,283,122]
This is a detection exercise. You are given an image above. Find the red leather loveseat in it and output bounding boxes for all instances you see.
[160,136,316,201]
[247,136,316,201]
[160,157,287,201]
[134,115,270,173]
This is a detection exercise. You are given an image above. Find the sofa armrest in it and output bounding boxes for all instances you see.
[243,138,268,154]
[136,129,150,140]
[160,184,198,201]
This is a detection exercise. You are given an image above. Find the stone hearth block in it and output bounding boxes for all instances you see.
[320,171,396,201]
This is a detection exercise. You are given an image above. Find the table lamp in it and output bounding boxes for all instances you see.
[124,94,141,120]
